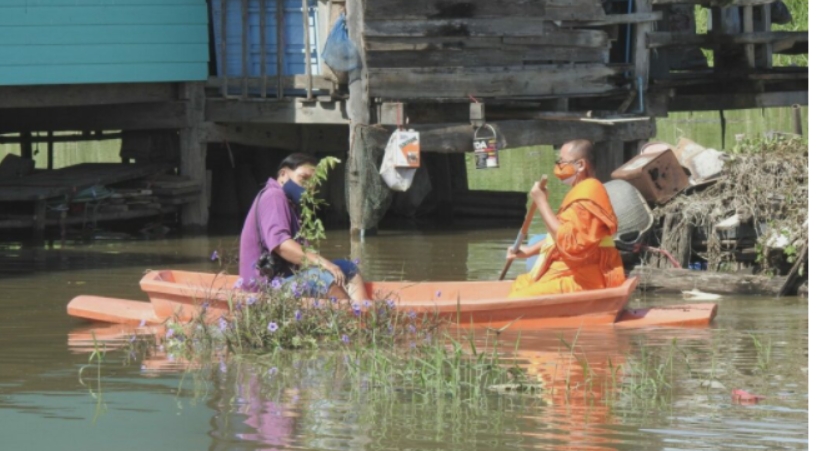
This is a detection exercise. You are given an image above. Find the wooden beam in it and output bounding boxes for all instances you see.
[382,118,655,153]
[204,123,349,152]
[206,98,349,124]
[669,90,808,111]
[0,83,177,109]
[647,31,808,48]
[367,65,617,99]
[367,46,608,68]
[561,12,663,27]
[364,18,549,38]
[0,102,187,133]
[653,0,776,6]
[0,132,121,144]
[206,76,333,93]
[364,0,605,20]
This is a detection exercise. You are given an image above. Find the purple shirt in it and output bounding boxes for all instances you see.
[239,179,301,282]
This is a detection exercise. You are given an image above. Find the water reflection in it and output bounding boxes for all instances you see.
[0,230,809,450]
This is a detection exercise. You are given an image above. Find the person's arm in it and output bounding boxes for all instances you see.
[275,240,346,286]
[506,240,544,260]
[553,202,607,261]
[530,182,561,236]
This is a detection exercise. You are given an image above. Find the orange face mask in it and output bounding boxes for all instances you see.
[554,162,578,183]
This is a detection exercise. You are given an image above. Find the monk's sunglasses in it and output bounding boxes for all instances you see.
[555,158,581,167]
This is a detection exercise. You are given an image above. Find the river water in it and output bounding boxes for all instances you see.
[0,227,808,450]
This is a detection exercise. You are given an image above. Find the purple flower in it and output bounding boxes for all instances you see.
[210,250,219,261]
[247,296,257,306]
[270,278,283,290]
[218,317,228,332]
[233,278,244,289]
[291,282,303,298]
[424,333,432,344]
[353,258,361,265]
[407,310,417,320]
[436,290,442,298]
[165,328,175,339]
[330,297,338,304]
[201,302,209,313]
[363,300,371,308]
[386,299,395,309]
[268,367,278,376]
[138,319,146,328]
[341,334,350,344]
[408,324,416,334]
[295,310,302,321]
[313,300,321,308]
[248,278,257,289]
[220,361,227,374]
[267,322,279,333]
[129,335,136,343]
[352,303,361,317]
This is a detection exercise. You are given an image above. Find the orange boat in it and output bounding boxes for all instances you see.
[67,270,717,329]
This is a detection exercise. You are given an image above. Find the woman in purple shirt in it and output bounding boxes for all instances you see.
[239,153,369,301]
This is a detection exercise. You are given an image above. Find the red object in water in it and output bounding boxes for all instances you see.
[731,389,765,404]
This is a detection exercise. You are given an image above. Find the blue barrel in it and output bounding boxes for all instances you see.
[211,0,320,95]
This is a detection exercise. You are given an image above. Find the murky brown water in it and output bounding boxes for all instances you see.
[0,226,808,450]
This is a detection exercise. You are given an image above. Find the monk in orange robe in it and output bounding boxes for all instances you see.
[507,139,625,298]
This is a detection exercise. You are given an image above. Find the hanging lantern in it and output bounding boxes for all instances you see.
[473,124,500,169]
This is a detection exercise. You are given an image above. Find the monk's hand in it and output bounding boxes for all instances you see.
[530,180,548,203]
[506,245,525,260]
[322,260,346,287]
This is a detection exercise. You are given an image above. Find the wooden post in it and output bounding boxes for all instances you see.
[180,82,209,232]
[346,0,371,238]
[33,199,46,242]
[742,5,755,68]
[792,104,803,136]
[756,3,773,68]
[20,132,33,160]
[594,140,624,183]
[633,0,651,92]
[47,131,54,170]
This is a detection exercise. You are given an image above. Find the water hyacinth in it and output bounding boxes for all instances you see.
[166,328,175,339]
[436,290,442,298]
[138,319,146,328]
[295,310,302,321]
[270,278,283,290]
[352,303,361,317]
[247,296,257,306]
[233,278,244,290]
[268,367,278,376]
[218,317,228,332]
[407,310,417,320]
[210,250,219,261]
[267,322,279,333]
[341,334,350,344]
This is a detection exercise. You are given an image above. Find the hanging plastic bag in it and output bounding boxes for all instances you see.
[321,13,362,73]
[380,129,421,192]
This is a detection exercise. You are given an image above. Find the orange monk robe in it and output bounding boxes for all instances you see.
[509,178,625,298]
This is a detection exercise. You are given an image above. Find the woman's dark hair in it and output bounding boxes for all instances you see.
[278,153,318,172]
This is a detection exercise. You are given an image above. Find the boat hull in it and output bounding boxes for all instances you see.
[65,269,717,329]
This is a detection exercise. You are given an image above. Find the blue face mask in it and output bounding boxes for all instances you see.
[282,179,306,205]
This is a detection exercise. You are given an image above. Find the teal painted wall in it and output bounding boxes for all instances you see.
[0,0,209,85]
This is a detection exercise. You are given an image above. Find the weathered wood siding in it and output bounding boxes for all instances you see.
[0,0,208,86]
[363,0,615,100]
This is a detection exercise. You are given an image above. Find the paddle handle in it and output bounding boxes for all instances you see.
[499,176,547,281]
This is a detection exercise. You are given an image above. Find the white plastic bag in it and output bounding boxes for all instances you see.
[379,129,420,192]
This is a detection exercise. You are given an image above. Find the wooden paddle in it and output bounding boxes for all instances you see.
[499,175,547,280]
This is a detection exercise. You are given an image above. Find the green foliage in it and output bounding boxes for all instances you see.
[296,156,340,250]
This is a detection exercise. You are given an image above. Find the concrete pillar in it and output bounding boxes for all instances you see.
[180,82,209,232]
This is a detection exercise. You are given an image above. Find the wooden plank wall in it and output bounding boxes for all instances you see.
[0,0,209,86]
[362,0,616,100]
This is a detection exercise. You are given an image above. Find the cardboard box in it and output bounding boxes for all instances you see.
[611,149,689,204]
